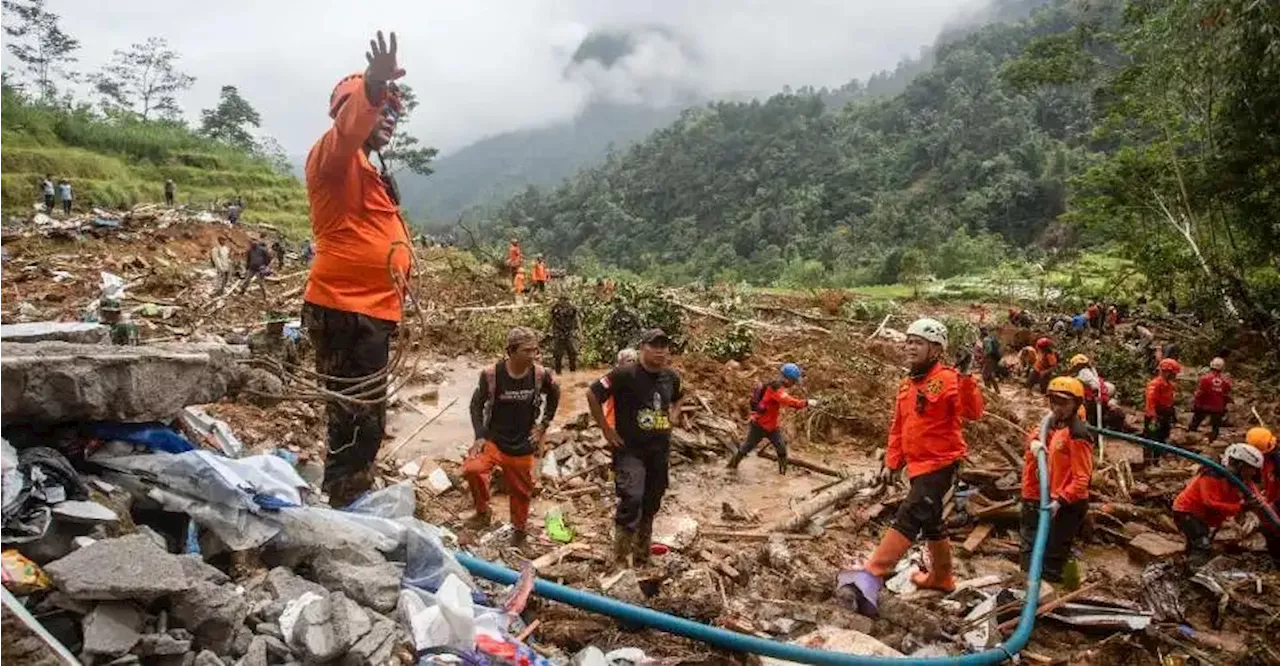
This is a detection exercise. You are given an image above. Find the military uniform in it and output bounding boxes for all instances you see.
[607,303,641,358]
[549,298,579,373]
[248,320,300,374]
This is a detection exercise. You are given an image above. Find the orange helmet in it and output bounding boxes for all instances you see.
[1246,427,1276,454]
[1158,358,1182,374]
[329,72,402,119]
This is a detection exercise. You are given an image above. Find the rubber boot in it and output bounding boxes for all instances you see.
[613,529,635,569]
[633,517,654,566]
[911,539,957,592]
[847,528,913,617]
[726,449,745,470]
[511,528,527,549]
[777,454,789,476]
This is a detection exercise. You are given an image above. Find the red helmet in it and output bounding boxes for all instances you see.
[1035,337,1052,349]
[1158,358,1182,373]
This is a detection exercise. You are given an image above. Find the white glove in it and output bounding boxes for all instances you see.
[1048,500,1061,517]
[807,399,818,407]
[1030,439,1046,455]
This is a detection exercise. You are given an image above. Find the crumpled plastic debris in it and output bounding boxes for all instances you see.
[1,550,51,594]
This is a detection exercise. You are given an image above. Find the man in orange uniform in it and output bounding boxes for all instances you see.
[1173,443,1263,565]
[1189,357,1232,442]
[1246,428,1280,563]
[303,31,412,506]
[512,265,526,300]
[1144,358,1181,460]
[506,238,522,277]
[1026,337,1058,394]
[726,363,816,475]
[843,318,983,617]
[531,255,549,294]
[1018,377,1094,583]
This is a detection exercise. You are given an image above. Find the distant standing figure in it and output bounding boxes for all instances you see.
[227,199,242,224]
[236,238,272,298]
[505,238,522,278]
[40,175,54,213]
[272,238,287,269]
[300,239,315,265]
[211,236,233,296]
[57,179,72,215]
[164,178,176,206]
[531,255,549,294]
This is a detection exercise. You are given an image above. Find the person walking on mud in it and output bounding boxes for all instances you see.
[1143,358,1181,460]
[980,326,1002,392]
[1189,357,1232,442]
[210,236,233,296]
[301,30,413,506]
[463,326,560,548]
[588,329,686,567]
[726,363,815,475]
[236,237,272,299]
[549,293,579,373]
[842,318,983,617]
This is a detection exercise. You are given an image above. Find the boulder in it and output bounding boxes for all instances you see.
[44,534,190,601]
[170,581,248,654]
[192,650,224,666]
[82,602,144,656]
[264,567,326,603]
[308,550,401,613]
[342,618,397,666]
[0,341,248,424]
[177,555,230,585]
[287,592,354,663]
[240,636,269,666]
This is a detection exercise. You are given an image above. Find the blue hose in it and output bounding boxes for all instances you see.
[1085,425,1280,531]
[456,435,1053,665]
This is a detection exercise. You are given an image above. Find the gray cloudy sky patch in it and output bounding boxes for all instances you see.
[21,0,971,155]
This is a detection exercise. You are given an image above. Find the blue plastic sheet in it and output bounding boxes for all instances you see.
[84,422,194,453]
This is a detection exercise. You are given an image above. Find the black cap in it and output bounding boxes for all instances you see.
[639,328,671,346]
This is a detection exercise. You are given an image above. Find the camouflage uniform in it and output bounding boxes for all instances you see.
[248,320,299,375]
[607,301,642,358]
[549,298,579,374]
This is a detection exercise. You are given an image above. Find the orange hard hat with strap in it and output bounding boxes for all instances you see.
[1247,427,1276,454]
[329,72,403,119]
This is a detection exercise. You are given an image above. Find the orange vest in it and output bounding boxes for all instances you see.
[1021,422,1093,503]
[1174,472,1243,528]
[886,363,984,478]
[304,87,410,322]
[532,261,548,282]
[513,271,525,293]
[1145,375,1177,417]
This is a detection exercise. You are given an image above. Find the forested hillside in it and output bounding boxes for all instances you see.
[491,0,1093,285]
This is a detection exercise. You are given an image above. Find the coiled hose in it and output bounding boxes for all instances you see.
[455,417,1055,665]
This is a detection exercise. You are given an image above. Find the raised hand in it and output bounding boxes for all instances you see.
[365,31,406,84]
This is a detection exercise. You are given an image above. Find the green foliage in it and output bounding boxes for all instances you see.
[2,0,79,103]
[91,37,194,121]
[383,84,438,177]
[700,324,755,362]
[199,85,261,151]
[484,0,1088,286]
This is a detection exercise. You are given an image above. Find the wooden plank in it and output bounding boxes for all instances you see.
[961,523,995,553]
[973,498,1018,519]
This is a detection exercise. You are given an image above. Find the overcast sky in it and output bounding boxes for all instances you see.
[29,0,974,155]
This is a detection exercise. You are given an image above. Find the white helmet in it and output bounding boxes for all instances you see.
[1209,357,1225,371]
[1223,443,1264,469]
[906,318,948,347]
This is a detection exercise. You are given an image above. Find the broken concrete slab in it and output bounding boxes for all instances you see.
[308,551,402,614]
[240,636,269,666]
[44,534,191,601]
[178,554,230,586]
[133,633,191,656]
[51,499,119,524]
[0,322,110,344]
[264,567,327,603]
[288,593,353,663]
[170,581,248,655]
[191,650,224,666]
[82,602,144,656]
[342,618,397,666]
[1128,532,1185,561]
[0,341,248,424]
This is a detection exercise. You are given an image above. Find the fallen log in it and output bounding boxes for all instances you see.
[755,449,844,478]
[766,473,875,533]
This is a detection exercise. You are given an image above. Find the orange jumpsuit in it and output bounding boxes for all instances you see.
[1019,420,1094,581]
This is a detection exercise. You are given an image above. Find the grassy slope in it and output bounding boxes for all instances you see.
[0,89,310,238]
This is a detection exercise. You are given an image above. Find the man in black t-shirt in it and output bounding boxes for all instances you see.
[463,326,560,547]
[588,328,685,566]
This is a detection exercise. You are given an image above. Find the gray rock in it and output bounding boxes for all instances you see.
[338,596,371,644]
[241,636,269,666]
[170,581,248,654]
[51,499,119,524]
[0,341,248,424]
[260,634,292,660]
[255,622,283,640]
[168,628,192,642]
[133,633,191,656]
[82,602,144,656]
[191,650,224,666]
[288,593,353,663]
[105,656,141,665]
[0,322,109,344]
[134,524,170,551]
[44,534,190,601]
[231,625,253,658]
[178,554,229,585]
[309,550,401,613]
[264,567,326,602]
[342,619,396,666]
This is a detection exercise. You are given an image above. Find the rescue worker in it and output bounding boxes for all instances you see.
[1069,313,1087,339]
[1189,357,1232,442]
[1105,304,1120,332]
[1019,377,1094,583]
[726,363,816,475]
[601,348,639,430]
[549,293,579,374]
[1245,427,1280,562]
[272,237,287,269]
[1086,301,1102,332]
[512,265,526,302]
[587,329,686,567]
[980,327,1002,392]
[505,238,522,278]
[1027,337,1058,394]
[844,318,983,617]
[1067,354,1107,427]
[236,238,272,298]
[1173,443,1263,565]
[531,255,549,294]
[210,236,233,296]
[463,327,561,548]
[302,31,412,506]
[1144,358,1181,457]
[164,178,176,206]
[607,296,642,358]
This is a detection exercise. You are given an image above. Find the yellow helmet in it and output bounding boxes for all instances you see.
[1069,354,1090,367]
[1047,376,1085,400]
[1246,427,1276,454]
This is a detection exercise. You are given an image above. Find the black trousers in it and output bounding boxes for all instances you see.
[43,194,54,212]
[552,336,577,373]
[736,422,785,459]
[1188,410,1225,441]
[1019,499,1088,583]
[893,463,956,541]
[1176,511,1213,565]
[303,302,396,498]
[1144,412,1175,459]
[613,444,669,533]
[61,199,71,214]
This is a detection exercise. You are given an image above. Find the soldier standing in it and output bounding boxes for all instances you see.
[550,293,579,374]
[607,297,642,359]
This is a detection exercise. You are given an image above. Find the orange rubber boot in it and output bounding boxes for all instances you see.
[912,539,957,592]
[863,528,913,576]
